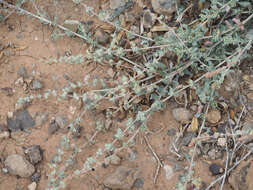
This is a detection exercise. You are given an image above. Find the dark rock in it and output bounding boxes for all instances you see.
[151,0,176,15]
[103,166,139,190]
[24,145,42,164]
[128,150,138,161]
[7,110,35,132]
[95,29,110,45]
[0,123,4,131]
[55,115,68,129]
[134,178,144,188]
[31,79,43,90]
[209,163,223,175]
[48,122,59,134]
[31,172,41,182]
[168,128,176,136]
[17,66,28,78]
[181,132,196,146]
[143,9,156,28]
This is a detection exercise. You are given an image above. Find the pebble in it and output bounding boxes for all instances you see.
[181,132,196,146]
[242,121,253,135]
[223,71,241,92]
[35,112,48,126]
[95,29,110,45]
[55,115,68,129]
[103,166,139,190]
[167,128,176,136]
[164,165,173,180]
[128,150,138,161]
[0,131,10,140]
[217,138,226,147]
[143,9,156,29]
[134,178,144,188]
[125,12,135,23]
[63,20,80,32]
[28,182,37,190]
[0,123,4,131]
[206,109,221,124]
[48,122,59,134]
[17,66,28,78]
[109,155,121,165]
[31,172,41,182]
[4,154,35,177]
[172,107,193,123]
[128,25,139,40]
[31,79,43,90]
[24,145,42,164]
[7,110,35,132]
[110,0,126,10]
[209,163,223,175]
[151,0,176,14]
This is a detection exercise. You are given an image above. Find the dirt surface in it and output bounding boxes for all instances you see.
[1,1,253,190]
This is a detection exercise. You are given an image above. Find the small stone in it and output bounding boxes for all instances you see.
[55,115,68,128]
[164,165,173,180]
[107,68,115,78]
[103,166,139,190]
[63,20,80,32]
[17,66,28,78]
[128,25,139,40]
[209,163,223,175]
[128,150,138,161]
[4,154,35,177]
[95,29,110,45]
[0,123,4,131]
[109,155,121,165]
[24,145,42,164]
[110,0,126,9]
[167,128,176,136]
[7,111,13,118]
[125,12,135,23]
[31,172,41,182]
[0,131,10,140]
[31,79,43,90]
[217,138,226,147]
[7,110,35,132]
[207,110,221,124]
[143,9,156,29]
[48,122,59,134]
[15,77,24,86]
[151,0,176,14]
[134,178,144,188]
[181,132,196,146]
[207,149,216,160]
[35,113,48,126]
[28,182,37,190]
[172,108,193,123]
[223,71,241,92]
[242,121,253,135]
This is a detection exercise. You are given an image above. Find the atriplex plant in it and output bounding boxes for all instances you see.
[1,0,253,189]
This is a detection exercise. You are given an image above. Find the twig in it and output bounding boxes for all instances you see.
[154,163,161,184]
[144,135,163,167]
[205,148,253,190]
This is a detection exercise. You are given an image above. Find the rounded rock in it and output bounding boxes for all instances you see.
[4,154,35,177]
[151,0,176,15]
[207,110,221,124]
[172,107,193,123]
